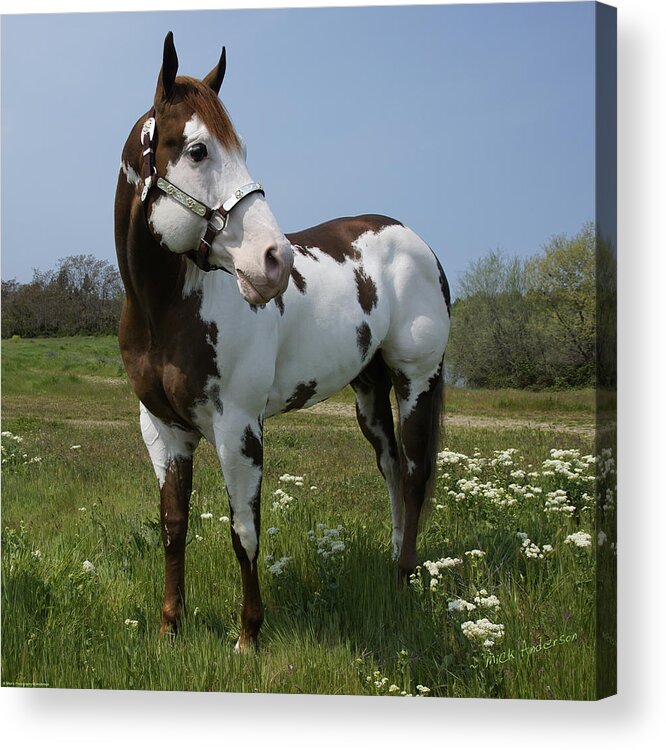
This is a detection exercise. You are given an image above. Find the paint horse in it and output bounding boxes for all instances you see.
[115,33,451,650]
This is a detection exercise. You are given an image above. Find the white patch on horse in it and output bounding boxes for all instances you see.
[120,160,140,186]
[139,402,196,488]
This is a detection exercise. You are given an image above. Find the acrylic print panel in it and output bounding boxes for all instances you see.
[1,1,616,699]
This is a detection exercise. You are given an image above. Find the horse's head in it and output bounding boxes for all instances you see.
[136,32,293,305]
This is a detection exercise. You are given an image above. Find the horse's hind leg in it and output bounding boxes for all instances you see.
[140,403,200,636]
[391,362,444,581]
[351,354,403,558]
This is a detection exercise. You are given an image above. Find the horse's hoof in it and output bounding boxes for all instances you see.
[158,621,178,639]
[234,635,259,654]
[397,567,414,587]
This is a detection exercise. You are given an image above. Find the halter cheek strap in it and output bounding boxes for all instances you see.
[139,108,265,273]
[140,109,157,203]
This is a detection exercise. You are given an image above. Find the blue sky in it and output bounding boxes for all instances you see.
[1,2,595,295]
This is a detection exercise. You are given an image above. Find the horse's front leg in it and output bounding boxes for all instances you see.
[215,410,265,652]
[140,403,200,637]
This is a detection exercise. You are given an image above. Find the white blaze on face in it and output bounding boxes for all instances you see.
[148,114,293,302]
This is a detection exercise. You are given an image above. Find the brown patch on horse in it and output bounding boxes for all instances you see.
[290,267,307,294]
[241,425,263,466]
[391,369,411,404]
[285,380,318,411]
[159,455,193,635]
[121,288,223,431]
[356,322,372,361]
[287,215,402,265]
[354,266,378,314]
[394,364,444,578]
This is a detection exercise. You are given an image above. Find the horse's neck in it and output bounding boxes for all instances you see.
[115,176,188,339]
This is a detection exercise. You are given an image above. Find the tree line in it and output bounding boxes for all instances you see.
[446,222,614,389]
[1,255,124,338]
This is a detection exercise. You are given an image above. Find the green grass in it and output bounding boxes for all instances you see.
[1,336,610,698]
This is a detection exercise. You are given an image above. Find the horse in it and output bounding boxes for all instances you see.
[115,32,451,651]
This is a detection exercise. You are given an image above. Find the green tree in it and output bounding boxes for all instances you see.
[447,223,598,389]
[1,256,124,338]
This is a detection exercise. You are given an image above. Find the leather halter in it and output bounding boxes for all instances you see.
[139,107,265,273]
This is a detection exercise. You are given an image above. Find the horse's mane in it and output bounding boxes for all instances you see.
[172,76,241,153]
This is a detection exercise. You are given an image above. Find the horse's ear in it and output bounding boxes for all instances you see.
[155,31,179,105]
[202,46,226,95]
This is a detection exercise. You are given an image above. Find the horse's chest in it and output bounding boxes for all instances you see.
[122,338,219,432]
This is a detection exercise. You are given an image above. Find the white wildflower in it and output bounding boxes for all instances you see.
[521,538,546,559]
[279,473,305,487]
[268,556,291,576]
[436,450,468,466]
[82,560,95,574]
[473,592,500,610]
[272,488,296,513]
[448,598,476,613]
[310,524,347,558]
[564,531,592,548]
[461,618,505,644]
[124,619,139,629]
[200,512,213,520]
[423,557,462,576]
[465,549,486,559]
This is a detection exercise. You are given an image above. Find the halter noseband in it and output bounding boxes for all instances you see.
[139,107,265,273]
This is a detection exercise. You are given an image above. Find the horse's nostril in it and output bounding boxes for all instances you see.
[264,245,281,283]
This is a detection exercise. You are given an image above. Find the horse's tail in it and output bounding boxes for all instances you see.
[417,358,444,531]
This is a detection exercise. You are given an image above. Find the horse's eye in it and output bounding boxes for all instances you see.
[189,143,208,162]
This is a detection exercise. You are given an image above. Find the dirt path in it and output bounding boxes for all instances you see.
[80,375,127,386]
[307,401,595,436]
[58,402,594,436]
[63,418,130,428]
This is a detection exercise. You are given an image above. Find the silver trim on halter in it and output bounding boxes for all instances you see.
[156,178,209,218]
[140,116,157,203]
[222,182,264,214]
[154,177,264,230]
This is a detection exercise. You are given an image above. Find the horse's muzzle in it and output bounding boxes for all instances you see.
[236,242,294,304]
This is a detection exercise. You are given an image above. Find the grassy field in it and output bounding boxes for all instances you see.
[1,336,610,698]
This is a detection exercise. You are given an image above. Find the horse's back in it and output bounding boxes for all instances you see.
[286,214,403,259]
